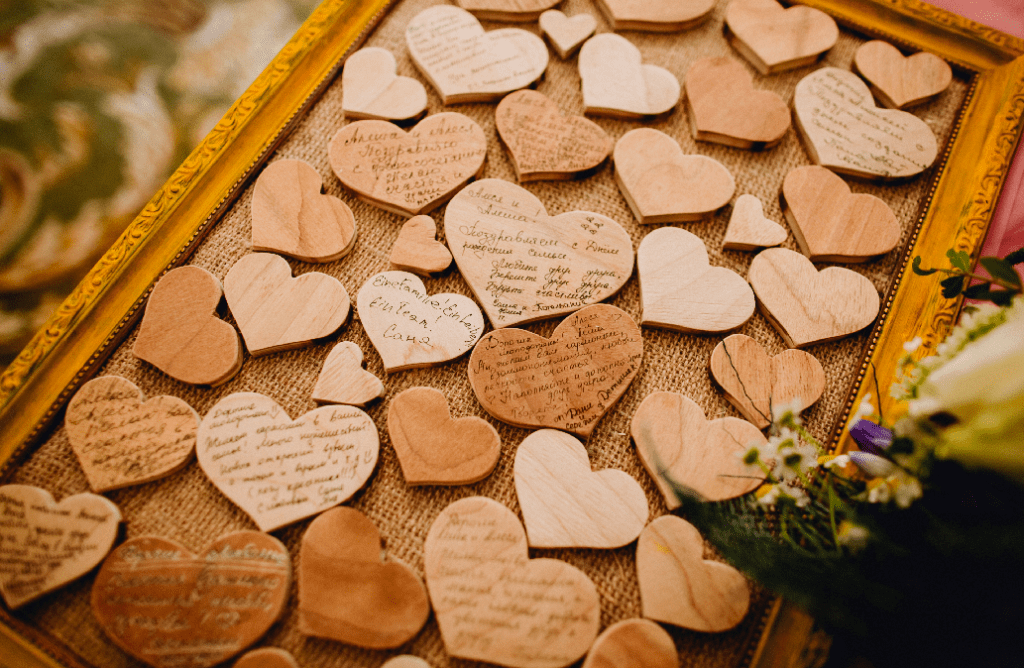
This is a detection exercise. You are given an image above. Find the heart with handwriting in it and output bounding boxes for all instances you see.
[342,47,427,122]
[579,33,680,118]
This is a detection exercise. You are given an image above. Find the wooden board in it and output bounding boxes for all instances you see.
[579,34,681,119]
[581,619,678,668]
[595,0,717,32]
[724,0,838,74]
[723,194,787,251]
[853,40,952,109]
[538,10,596,59]
[389,215,453,276]
[342,47,428,122]
[455,0,561,22]
[311,341,385,407]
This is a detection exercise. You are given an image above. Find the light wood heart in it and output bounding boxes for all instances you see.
[468,304,643,437]
[853,40,952,109]
[383,658,431,668]
[595,0,717,31]
[444,179,633,327]
[425,496,600,668]
[496,90,612,182]
[196,393,379,531]
[329,113,488,217]
[389,215,452,276]
[311,341,384,407]
[723,194,787,251]
[725,0,838,74]
[405,5,548,104]
[614,128,735,224]
[251,159,356,263]
[581,619,678,668]
[631,392,766,508]
[342,47,427,122]
[233,649,299,668]
[298,507,429,648]
[748,248,881,348]
[638,227,755,333]
[133,265,242,386]
[637,515,750,632]
[579,34,681,119]
[539,10,596,59]
[456,0,560,22]
[92,531,290,668]
[387,386,500,485]
[0,485,120,609]
[794,67,939,180]
[514,429,648,548]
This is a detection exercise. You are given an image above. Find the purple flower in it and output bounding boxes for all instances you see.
[850,419,893,456]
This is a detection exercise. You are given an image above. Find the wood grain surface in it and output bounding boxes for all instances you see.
[581,619,678,668]
[579,34,680,118]
[342,47,428,122]
[539,10,596,58]
[311,341,385,407]
[723,194,787,251]
[853,40,952,109]
[725,0,838,74]
[389,215,453,276]
[595,0,717,32]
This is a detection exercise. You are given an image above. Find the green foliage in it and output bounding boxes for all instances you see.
[912,246,1023,304]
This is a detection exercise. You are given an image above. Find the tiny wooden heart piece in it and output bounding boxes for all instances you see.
[342,47,427,122]
[389,215,452,276]
[581,619,677,668]
[456,0,560,22]
[723,194,787,251]
[725,0,838,74]
[312,341,384,407]
[539,10,596,59]
[579,34,680,119]
[853,40,952,109]
[596,0,717,31]
[233,649,299,668]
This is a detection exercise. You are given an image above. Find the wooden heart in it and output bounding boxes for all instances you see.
[596,0,716,31]
[723,194,787,251]
[637,227,755,333]
[469,304,643,437]
[630,392,765,508]
[92,531,290,668]
[456,0,560,22]
[581,619,677,668]
[0,485,120,609]
[133,265,242,386]
[328,113,488,217]
[384,659,431,668]
[614,128,735,224]
[539,10,596,59]
[853,40,952,109]
[495,90,612,182]
[794,67,938,180]
[444,179,633,327]
[311,341,384,407]
[298,507,429,648]
[514,429,648,548]
[223,253,350,356]
[748,248,880,347]
[685,56,791,149]
[196,393,379,531]
[425,496,600,667]
[233,649,299,668]
[405,5,548,104]
[389,215,452,276]
[357,271,485,373]
[725,0,838,74]
[387,386,500,485]
[637,515,750,632]
[709,334,826,429]
[579,34,681,119]
[251,159,356,263]
[342,47,427,122]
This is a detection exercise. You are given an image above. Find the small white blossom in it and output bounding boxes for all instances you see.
[867,480,892,503]
[903,337,923,353]
[851,393,875,422]
[771,397,804,425]
[757,484,780,506]
[836,521,870,550]
[823,454,851,469]
[892,473,923,508]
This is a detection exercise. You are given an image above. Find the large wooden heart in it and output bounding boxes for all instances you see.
[342,47,427,122]
[579,34,680,119]
[455,0,560,22]
[725,0,838,74]
[853,40,952,109]
[444,179,633,328]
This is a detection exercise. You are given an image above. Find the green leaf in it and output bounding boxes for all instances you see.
[946,248,971,272]
[989,290,1016,306]
[979,257,1023,289]
[963,283,993,299]
[1004,246,1024,266]
[911,256,938,275]
[940,275,966,298]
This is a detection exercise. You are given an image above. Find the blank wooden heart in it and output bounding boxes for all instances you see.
[224,253,350,356]
[299,507,429,648]
[515,429,648,548]
[539,10,596,59]
[92,531,290,668]
[234,649,299,668]
[596,0,716,31]
[581,619,677,668]
[725,0,838,74]
[469,304,643,437]
[637,515,750,632]
[496,90,612,182]
[389,215,452,276]
[65,375,198,492]
[329,113,488,217]
[196,393,379,531]
[456,0,560,22]
[0,485,120,609]
[425,496,599,668]
[854,40,952,109]
[638,227,755,333]
[251,159,356,263]
[384,658,431,668]
[614,128,735,224]
[133,265,241,386]
[444,179,633,327]
[724,194,787,251]
[710,334,826,429]
[387,386,500,485]
[405,5,548,104]
[579,34,681,119]
[342,47,427,122]
[631,392,765,509]
[794,67,938,180]
[748,248,880,348]
[312,341,384,407]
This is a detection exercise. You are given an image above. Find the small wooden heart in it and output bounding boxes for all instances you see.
[456,0,560,22]
[596,0,716,31]
[539,10,596,59]
[65,375,198,492]
[387,386,500,485]
[723,194,787,251]
[853,40,952,109]
[581,619,677,668]
[342,47,427,122]
[515,429,648,548]
[389,215,452,276]
[298,507,430,648]
[233,648,299,668]
[383,658,431,668]
[725,0,838,74]
[579,34,681,119]
[312,341,384,407]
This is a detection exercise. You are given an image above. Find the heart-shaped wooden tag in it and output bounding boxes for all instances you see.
[234,649,299,668]
[539,10,596,59]
[390,215,452,276]
[298,507,429,648]
[251,159,357,263]
[329,113,488,217]
[469,304,643,437]
[405,5,548,104]
[92,531,290,668]
[853,40,952,109]
[196,393,379,531]
[384,658,431,668]
[444,179,633,327]
[748,248,880,347]
[357,271,484,373]
[638,227,755,333]
[65,375,198,492]
[614,128,735,224]
[579,34,681,119]
[224,253,350,356]
[342,47,428,123]
[725,0,838,74]
[596,0,717,31]
[425,496,600,667]
[723,194,787,251]
[133,266,242,386]
[637,515,750,632]
[312,342,384,407]
[456,0,560,22]
[794,67,938,180]
[581,619,677,668]
[515,429,648,548]
[631,392,765,508]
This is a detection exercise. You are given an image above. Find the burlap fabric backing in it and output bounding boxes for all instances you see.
[2,0,969,666]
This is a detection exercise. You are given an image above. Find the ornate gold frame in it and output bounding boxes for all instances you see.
[0,1,1021,666]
